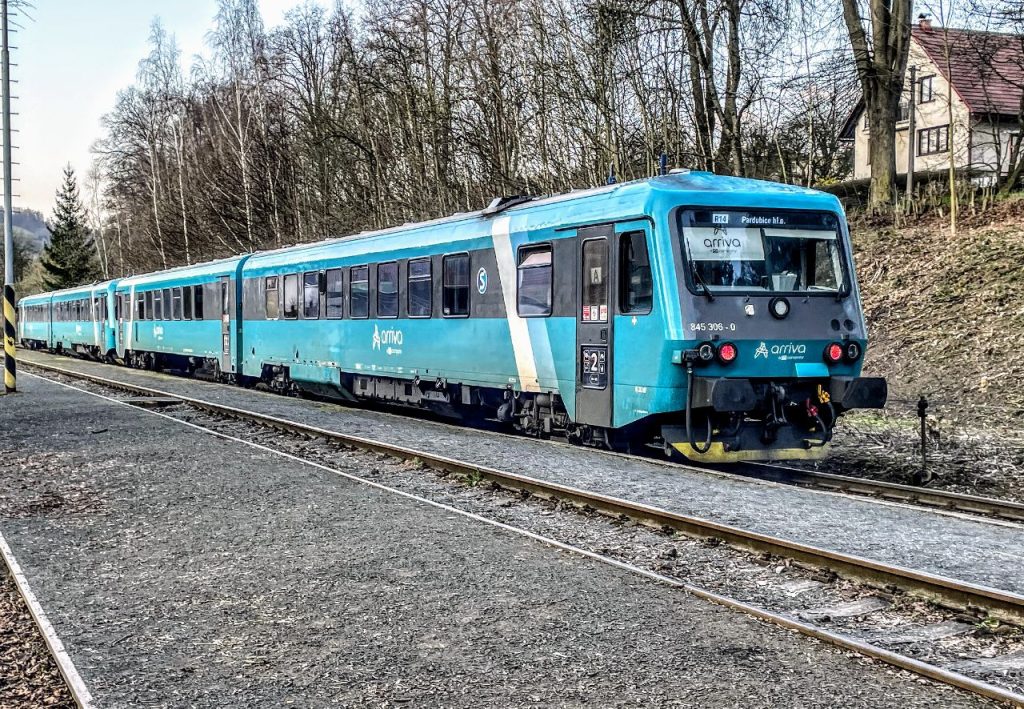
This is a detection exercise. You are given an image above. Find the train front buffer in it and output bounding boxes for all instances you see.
[663,206,886,462]
[662,338,887,462]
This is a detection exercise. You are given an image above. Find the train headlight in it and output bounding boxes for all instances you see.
[697,342,716,363]
[845,341,862,362]
[824,342,844,365]
[769,297,790,319]
[717,342,738,364]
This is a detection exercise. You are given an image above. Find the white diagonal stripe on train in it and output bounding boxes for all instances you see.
[491,214,540,392]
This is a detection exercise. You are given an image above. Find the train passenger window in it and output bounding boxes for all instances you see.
[407,259,431,318]
[283,273,299,319]
[303,271,320,319]
[619,231,653,314]
[145,292,153,320]
[193,286,204,320]
[162,289,172,320]
[581,239,608,322]
[153,290,163,320]
[325,269,343,319]
[517,245,552,317]
[442,254,470,317]
[183,287,193,320]
[377,262,398,318]
[350,266,368,319]
[265,276,280,319]
[172,288,183,320]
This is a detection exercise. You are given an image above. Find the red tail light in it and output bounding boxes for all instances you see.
[717,342,738,364]
[824,342,844,364]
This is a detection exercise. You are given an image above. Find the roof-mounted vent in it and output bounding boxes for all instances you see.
[669,168,691,175]
[482,195,535,216]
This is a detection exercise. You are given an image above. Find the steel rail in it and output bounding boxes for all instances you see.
[22,357,1024,625]
[22,360,1024,708]
[22,348,1024,527]
[729,461,1024,523]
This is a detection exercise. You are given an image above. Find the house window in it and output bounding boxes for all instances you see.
[265,276,279,319]
[917,125,949,156]
[442,254,470,317]
[303,271,320,319]
[350,266,369,318]
[919,75,935,104]
[283,273,299,319]
[407,258,432,318]
[325,269,343,319]
[516,245,552,317]
[377,262,399,318]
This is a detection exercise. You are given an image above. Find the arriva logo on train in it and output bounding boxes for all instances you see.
[754,341,806,360]
[372,324,403,356]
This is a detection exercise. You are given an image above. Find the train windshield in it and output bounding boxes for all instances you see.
[679,209,844,294]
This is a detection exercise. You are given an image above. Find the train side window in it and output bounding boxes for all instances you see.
[581,239,608,322]
[325,269,343,319]
[265,276,280,319]
[183,287,193,320]
[407,258,432,318]
[350,266,369,319]
[377,262,398,318]
[619,231,653,315]
[442,253,470,317]
[303,271,320,319]
[162,288,172,320]
[517,245,552,317]
[153,290,163,320]
[172,288,183,320]
[193,286,204,320]
[144,292,153,320]
[283,273,299,319]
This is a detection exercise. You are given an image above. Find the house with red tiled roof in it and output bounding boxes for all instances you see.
[841,17,1024,183]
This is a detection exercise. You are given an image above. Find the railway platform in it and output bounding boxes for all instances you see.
[0,370,996,706]
[17,349,1024,598]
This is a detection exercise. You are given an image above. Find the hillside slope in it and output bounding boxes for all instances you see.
[853,204,1024,415]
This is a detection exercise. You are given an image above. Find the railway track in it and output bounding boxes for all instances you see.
[726,461,1024,523]
[20,357,1024,706]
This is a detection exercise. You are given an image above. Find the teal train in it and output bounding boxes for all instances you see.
[18,172,887,462]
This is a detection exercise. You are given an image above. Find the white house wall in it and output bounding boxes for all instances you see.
[853,37,973,179]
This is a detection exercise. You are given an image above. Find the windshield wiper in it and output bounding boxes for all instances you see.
[692,269,715,302]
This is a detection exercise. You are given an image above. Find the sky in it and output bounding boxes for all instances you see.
[18,0,326,218]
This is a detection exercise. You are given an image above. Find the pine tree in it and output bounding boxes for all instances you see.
[40,165,100,290]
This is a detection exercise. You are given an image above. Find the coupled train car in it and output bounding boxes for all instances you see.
[18,172,887,462]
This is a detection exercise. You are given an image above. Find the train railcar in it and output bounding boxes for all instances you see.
[48,281,119,358]
[236,172,885,461]
[17,292,51,349]
[115,256,248,377]
[22,172,886,462]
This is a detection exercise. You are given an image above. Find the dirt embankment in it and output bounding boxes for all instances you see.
[852,201,1024,422]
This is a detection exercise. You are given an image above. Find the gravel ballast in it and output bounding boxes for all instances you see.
[19,350,1024,596]
[0,373,1001,706]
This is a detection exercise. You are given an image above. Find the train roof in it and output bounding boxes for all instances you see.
[117,254,248,288]
[242,172,843,269]
[20,280,118,305]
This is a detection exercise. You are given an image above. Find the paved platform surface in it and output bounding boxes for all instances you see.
[18,350,1024,597]
[0,371,995,707]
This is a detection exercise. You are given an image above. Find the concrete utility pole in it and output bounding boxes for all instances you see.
[2,0,14,393]
[906,66,916,200]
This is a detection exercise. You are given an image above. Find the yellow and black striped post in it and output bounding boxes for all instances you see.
[3,284,14,392]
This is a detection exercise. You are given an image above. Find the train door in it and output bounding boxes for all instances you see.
[116,293,126,356]
[575,226,616,429]
[219,276,231,372]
